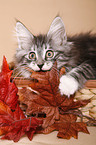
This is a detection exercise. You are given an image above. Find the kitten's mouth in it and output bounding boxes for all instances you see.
[38,70,47,72]
[22,66,51,73]
[38,68,52,72]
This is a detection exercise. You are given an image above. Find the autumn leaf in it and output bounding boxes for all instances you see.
[18,62,90,139]
[48,114,89,139]
[0,101,42,142]
[0,56,18,110]
[0,56,43,142]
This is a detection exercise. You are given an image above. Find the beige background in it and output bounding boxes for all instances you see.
[0,0,96,144]
[0,0,96,65]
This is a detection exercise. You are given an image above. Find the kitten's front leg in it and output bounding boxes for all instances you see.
[59,62,94,97]
[59,75,79,97]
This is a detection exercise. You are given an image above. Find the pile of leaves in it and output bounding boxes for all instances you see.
[1,56,95,142]
[18,62,91,139]
[0,56,42,142]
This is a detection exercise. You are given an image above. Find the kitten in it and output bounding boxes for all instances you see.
[14,17,96,97]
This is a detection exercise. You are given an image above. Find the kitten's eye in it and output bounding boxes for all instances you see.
[29,52,36,60]
[46,50,54,58]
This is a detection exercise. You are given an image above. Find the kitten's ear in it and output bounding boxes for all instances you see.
[47,17,67,45]
[16,22,34,49]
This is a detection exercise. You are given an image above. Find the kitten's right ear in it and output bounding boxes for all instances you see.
[16,22,34,49]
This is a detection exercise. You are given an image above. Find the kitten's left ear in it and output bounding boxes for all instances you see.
[47,17,67,45]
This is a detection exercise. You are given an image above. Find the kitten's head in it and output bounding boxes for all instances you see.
[15,17,69,77]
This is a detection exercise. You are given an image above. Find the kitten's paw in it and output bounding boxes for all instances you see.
[59,75,79,97]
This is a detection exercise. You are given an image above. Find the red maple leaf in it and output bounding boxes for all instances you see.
[0,56,18,110]
[0,101,42,142]
[18,62,90,139]
[0,56,42,142]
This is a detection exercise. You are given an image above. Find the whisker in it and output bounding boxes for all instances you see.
[12,63,27,76]
[52,66,59,73]
[21,66,34,73]
[52,66,60,76]
[12,71,23,82]
[13,68,20,76]
[12,69,30,86]
[12,66,28,80]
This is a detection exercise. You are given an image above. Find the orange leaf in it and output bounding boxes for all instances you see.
[19,62,90,139]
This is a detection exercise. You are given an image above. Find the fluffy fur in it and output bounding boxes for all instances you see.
[14,17,96,96]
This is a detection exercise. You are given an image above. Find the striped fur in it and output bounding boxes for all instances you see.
[15,17,96,96]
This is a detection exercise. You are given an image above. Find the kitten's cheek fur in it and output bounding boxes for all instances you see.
[42,62,53,71]
[59,75,79,97]
[29,63,40,71]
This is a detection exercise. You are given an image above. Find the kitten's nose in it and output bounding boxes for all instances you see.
[37,64,44,69]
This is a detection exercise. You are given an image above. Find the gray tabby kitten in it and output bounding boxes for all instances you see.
[15,17,96,97]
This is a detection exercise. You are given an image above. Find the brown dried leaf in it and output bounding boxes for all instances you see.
[18,62,90,139]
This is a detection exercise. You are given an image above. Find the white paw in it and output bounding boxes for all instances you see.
[59,75,79,97]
